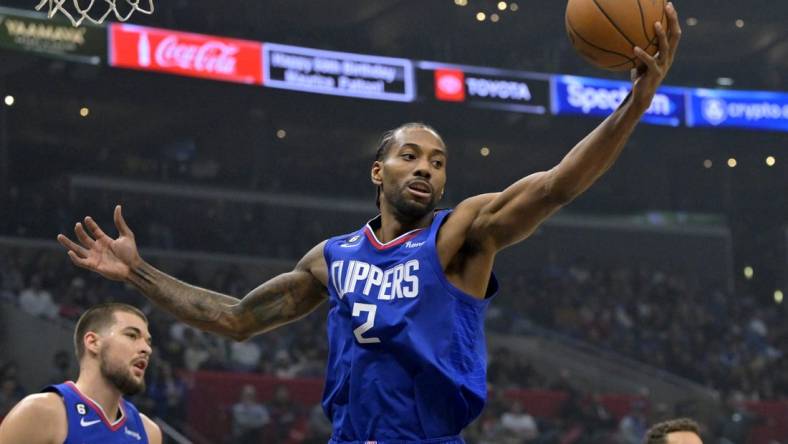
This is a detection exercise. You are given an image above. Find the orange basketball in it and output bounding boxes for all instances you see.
[566,0,666,71]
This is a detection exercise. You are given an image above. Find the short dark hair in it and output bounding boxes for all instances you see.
[373,122,444,208]
[643,418,701,444]
[74,303,148,361]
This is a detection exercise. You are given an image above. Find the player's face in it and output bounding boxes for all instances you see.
[375,128,447,219]
[98,312,152,396]
[666,431,703,444]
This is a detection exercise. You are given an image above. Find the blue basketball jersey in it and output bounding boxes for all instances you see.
[43,382,149,444]
[322,209,498,443]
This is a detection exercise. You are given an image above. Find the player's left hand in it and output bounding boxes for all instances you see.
[630,1,682,111]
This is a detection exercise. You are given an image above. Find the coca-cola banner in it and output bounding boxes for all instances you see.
[264,43,415,102]
[417,61,550,115]
[109,23,263,85]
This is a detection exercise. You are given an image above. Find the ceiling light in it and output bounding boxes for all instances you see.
[743,266,754,280]
[716,77,734,86]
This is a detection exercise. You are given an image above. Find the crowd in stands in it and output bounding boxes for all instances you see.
[1,242,785,442]
[488,260,788,402]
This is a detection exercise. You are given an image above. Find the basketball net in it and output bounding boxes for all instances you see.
[35,0,154,27]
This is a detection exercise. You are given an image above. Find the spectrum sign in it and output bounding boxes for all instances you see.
[551,75,686,127]
[263,43,415,102]
[109,24,263,85]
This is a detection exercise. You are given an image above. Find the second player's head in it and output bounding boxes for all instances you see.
[74,303,152,396]
[643,418,703,444]
[372,122,447,220]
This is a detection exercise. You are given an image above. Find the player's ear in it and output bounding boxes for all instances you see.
[371,161,383,186]
[84,331,101,356]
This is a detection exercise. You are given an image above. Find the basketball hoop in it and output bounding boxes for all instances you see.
[35,0,155,27]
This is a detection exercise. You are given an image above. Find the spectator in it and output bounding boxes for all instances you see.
[146,361,188,426]
[18,274,58,320]
[618,401,649,444]
[0,254,24,302]
[268,385,300,443]
[46,350,73,385]
[303,403,332,444]
[0,378,23,417]
[58,277,87,320]
[716,391,762,444]
[230,384,270,444]
[182,328,210,372]
[0,363,26,396]
[500,400,539,442]
[230,339,262,372]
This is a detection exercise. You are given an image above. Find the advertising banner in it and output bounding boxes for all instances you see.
[109,23,263,85]
[551,75,686,127]
[420,61,550,114]
[0,6,105,65]
[687,88,788,132]
[263,43,415,102]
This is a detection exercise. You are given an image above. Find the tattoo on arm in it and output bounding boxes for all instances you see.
[127,261,327,341]
[128,261,239,328]
[239,270,328,337]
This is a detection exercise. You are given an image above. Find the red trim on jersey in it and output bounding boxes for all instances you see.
[363,225,424,251]
[65,381,128,431]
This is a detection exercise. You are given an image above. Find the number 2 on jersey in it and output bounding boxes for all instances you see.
[352,303,381,344]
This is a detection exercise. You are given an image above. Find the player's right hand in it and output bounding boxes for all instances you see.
[57,205,141,282]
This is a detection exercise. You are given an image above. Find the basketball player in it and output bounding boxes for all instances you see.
[643,418,703,444]
[56,4,681,442]
[0,303,162,444]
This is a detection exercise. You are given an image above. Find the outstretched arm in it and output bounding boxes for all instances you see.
[468,3,682,250]
[127,243,328,341]
[58,206,328,341]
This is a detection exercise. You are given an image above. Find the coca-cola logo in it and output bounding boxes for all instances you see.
[111,24,263,84]
[153,36,239,74]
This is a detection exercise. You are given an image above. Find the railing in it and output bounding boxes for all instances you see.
[520,322,718,397]
[155,417,199,444]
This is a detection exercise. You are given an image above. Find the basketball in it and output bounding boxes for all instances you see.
[565,0,666,71]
